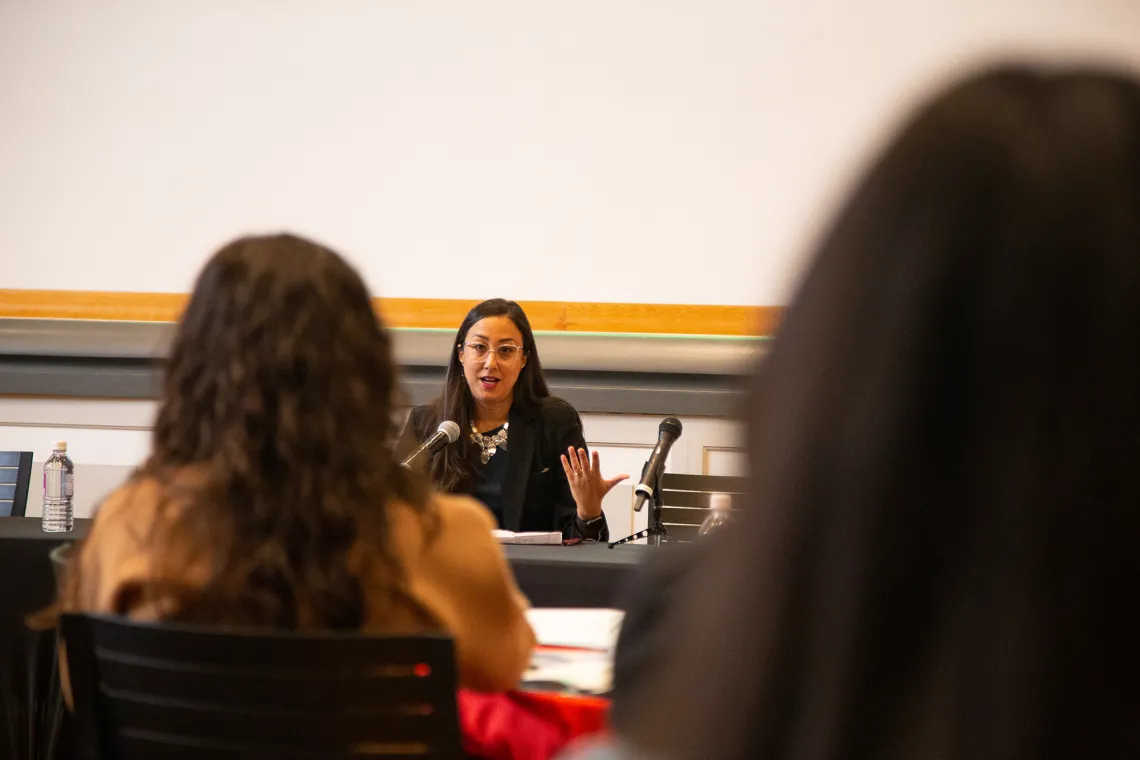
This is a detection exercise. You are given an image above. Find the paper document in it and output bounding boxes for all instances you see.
[492,530,562,545]
[525,608,625,652]
[524,647,614,695]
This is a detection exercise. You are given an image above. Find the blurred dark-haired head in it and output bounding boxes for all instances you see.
[627,65,1140,760]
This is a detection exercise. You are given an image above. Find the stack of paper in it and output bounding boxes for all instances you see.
[492,530,563,545]
[522,608,626,695]
[525,648,615,695]
[525,608,625,651]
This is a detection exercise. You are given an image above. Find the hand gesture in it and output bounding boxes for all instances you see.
[561,447,629,521]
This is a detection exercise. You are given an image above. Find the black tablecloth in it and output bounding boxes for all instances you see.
[1,520,76,760]
[1,516,653,758]
[0,517,649,615]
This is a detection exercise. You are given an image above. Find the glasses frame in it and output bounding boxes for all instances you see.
[459,341,526,364]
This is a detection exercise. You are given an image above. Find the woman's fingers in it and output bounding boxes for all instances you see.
[566,446,582,473]
[604,474,630,490]
[566,448,629,495]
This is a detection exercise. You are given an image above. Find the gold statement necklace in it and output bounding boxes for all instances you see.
[470,422,509,464]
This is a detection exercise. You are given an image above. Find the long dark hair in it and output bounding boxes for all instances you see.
[125,234,426,628]
[625,66,1140,758]
[429,298,550,491]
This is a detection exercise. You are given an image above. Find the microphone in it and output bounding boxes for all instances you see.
[402,420,461,469]
[632,417,683,512]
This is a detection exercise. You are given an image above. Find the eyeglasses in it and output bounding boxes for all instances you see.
[461,342,525,363]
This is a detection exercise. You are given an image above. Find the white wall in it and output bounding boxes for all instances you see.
[0,397,744,537]
[0,398,155,518]
[2,1,1138,306]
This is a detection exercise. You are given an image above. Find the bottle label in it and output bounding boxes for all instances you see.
[44,468,74,500]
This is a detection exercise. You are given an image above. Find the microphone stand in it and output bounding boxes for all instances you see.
[608,462,669,548]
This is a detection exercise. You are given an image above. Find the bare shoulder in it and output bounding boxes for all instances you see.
[92,476,161,526]
[430,492,497,535]
[87,471,199,548]
[72,476,167,594]
[386,492,496,557]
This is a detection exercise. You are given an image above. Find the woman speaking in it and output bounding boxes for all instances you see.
[399,299,627,541]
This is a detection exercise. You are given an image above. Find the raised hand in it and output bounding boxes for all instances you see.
[561,447,629,521]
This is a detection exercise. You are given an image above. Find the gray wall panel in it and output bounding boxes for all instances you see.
[1,318,763,417]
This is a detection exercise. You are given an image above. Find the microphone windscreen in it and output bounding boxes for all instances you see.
[439,420,461,443]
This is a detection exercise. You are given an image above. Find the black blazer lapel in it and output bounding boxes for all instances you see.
[501,404,537,531]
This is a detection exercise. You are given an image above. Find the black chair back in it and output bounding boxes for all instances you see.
[659,473,746,542]
[61,613,463,760]
[0,452,33,517]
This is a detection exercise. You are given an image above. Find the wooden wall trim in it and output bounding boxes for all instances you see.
[0,289,780,337]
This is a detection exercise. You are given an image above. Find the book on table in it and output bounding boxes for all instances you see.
[522,608,626,695]
[492,530,563,545]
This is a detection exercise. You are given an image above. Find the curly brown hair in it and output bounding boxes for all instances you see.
[135,233,427,628]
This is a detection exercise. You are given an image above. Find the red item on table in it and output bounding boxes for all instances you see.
[458,688,611,760]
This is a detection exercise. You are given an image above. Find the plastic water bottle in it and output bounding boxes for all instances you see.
[699,493,732,536]
[42,441,74,533]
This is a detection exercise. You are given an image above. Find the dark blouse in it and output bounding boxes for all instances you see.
[470,424,509,528]
[397,397,609,542]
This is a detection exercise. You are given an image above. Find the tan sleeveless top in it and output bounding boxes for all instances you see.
[63,477,535,693]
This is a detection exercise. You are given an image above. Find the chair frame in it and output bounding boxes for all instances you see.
[0,451,34,517]
[62,612,464,760]
[658,473,746,541]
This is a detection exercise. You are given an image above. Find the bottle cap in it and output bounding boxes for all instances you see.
[709,493,732,512]
[52,441,68,451]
